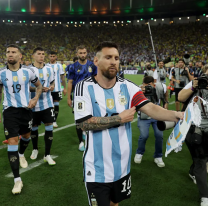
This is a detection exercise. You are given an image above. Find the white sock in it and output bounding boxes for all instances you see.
[19,153,24,157]
[14,177,21,183]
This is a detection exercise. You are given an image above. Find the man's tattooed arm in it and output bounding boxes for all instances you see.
[77,116,122,131]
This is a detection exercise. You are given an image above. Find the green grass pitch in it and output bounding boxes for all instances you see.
[0,75,200,206]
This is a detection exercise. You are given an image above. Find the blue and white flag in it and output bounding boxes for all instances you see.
[165,96,204,157]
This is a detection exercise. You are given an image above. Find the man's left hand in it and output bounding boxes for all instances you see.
[63,88,67,96]
[174,111,184,121]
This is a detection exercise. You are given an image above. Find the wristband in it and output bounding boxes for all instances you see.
[191,86,196,92]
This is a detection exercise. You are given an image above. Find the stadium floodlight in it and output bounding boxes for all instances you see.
[21,8,26,12]
[3,20,5,22]
[113,21,115,23]
[23,41,27,44]
[127,20,130,23]
[80,21,82,24]
[162,19,164,21]
[11,20,13,23]
[117,21,120,23]
[94,21,96,24]
[141,18,143,21]
[187,17,190,19]
[104,21,106,23]
[32,21,34,23]
[67,22,69,24]
[179,17,181,20]
[56,21,58,24]
[83,22,85,24]
[59,22,61,24]
[75,22,77,24]
[154,19,156,21]
[71,21,73,24]
[90,22,92,24]
[19,21,22,23]
[44,22,46,24]
[66,25,68,27]
[98,22,100,24]
[51,22,53,24]
[36,21,38,24]
[137,20,139,22]
[8,20,10,22]
[151,18,153,20]
[23,20,26,23]
[121,21,123,23]
[203,14,206,16]
[106,21,108,24]
[206,15,208,18]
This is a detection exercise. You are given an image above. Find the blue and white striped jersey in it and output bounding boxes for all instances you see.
[29,64,54,112]
[0,65,38,110]
[74,76,149,183]
[47,62,64,92]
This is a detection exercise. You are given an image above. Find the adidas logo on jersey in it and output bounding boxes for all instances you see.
[4,78,8,81]
[87,171,91,176]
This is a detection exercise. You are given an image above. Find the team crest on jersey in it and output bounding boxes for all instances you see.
[76,101,85,112]
[13,76,18,82]
[118,95,127,106]
[77,70,80,73]
[106,99,114,110]
[22,75,26,81]
[47,73,49,77]
[39,73,43,78]
[88,66,92,73]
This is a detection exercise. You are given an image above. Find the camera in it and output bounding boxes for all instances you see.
[181,69,188,76]
[179,80,185,87]
[145,85,154,95]
[198,74,208,89]
[159,73,165,81]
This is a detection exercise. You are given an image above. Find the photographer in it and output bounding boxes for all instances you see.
[171,59,194,111]
[178,64,208,206]
[144,63,154,77]
[193,61,203,78]
[134,76,168,167]
[153,60,167,83]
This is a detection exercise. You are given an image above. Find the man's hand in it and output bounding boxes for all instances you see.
[63,88,67,96]
[176,80,180,84]
[174,111,184,121]
[49,85,55,92]
[119,106,136,124]
[42,87,50,92]
[68,98,73,108]
[193,78,198,88]
[140,85,145,93]
[28,98,38,109]
[185,67,189,72]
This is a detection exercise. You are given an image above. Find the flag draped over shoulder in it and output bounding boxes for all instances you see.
[165,96,205,157]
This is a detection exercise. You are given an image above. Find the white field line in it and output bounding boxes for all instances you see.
[5,155,58,178]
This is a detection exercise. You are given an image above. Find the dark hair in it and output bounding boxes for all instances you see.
[7,44,22,54]
[178,59,185,64]
[96,41,119,54]
[49,51,57,55]
[143,76,154,84]
[76,45,87,53]
[73,57,78,62]
[158,60,164,64]
[33,47,44,54]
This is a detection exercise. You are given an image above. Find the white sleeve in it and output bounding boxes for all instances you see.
[74,82,93,123]
[184,81,192,89]
[153,70,158,80]
[162,83,167,93]
[59,64,64,75]
[50,67,55,83]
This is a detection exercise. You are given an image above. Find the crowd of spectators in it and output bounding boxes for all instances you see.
[0,21,208,66]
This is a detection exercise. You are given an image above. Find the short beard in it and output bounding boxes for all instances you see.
[78,56,86,62]
[101,69,117,80]
[8,60,18,65]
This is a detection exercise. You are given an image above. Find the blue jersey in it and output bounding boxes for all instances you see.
[67,60,97,90]
[0,65,38,110]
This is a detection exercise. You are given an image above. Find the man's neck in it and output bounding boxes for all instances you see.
[34,62,44,69]
[95,72,116,89]
[50,61,56,65]
[8,63,20,71]
[78,59,87,65]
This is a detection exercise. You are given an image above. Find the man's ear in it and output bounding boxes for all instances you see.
[94,56,98,67]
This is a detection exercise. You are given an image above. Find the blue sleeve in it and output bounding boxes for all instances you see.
[67,65,75,80]
[92,64,97,76]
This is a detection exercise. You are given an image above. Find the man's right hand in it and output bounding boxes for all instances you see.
[68,98,72,108]
[119,106,136,123]
[193,78,198,88]
[176,80,180,84]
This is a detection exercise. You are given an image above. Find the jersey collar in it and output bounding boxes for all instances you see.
[32,63,45,69]
[92,75,118,89]
[7,64,22,72]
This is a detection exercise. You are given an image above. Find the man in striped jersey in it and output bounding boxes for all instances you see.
[67,45,97,151]
[0,44,42,194]
[29,47,56,165]
[74,41,184,206]
[48,51,66,128]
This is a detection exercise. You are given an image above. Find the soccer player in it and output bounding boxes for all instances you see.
[74,41,184,206]
[67,45,97,151]
[0,44,42,194]
[29,47,56,165]
[48,51,66,128]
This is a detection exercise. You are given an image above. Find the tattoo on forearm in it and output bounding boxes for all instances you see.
[77,115,122,131]
[35,85,42,99]
[61,75,66,88]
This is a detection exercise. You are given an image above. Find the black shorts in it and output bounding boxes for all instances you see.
[3,107,33,139]
[32,107,55,126]
[174,88,182,102]
[51,91,62,101]
[85,173,131,206]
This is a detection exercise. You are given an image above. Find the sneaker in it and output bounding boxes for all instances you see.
[154,158,165,167]
[201,198,208,206]
[53,122,58,128]
[30,149,38,160]
[44,155,56,165]
[19,156,28,168]
[134,154,143,164]
[2,140,8,145]
[189,173,197,184]
[79,142,85,152]
[12,181,23,195]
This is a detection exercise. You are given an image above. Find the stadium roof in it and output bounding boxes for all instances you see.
[0,0,208,19]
